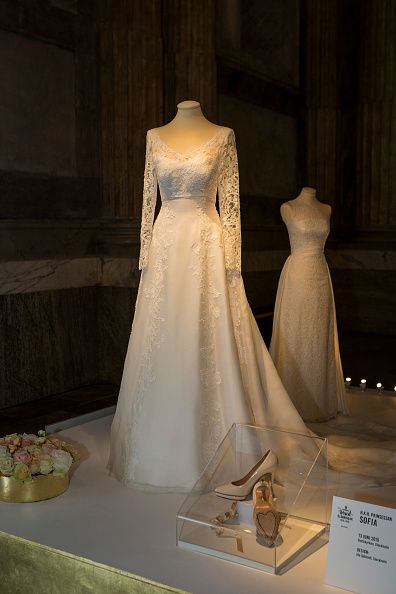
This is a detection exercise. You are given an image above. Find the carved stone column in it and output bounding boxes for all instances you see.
[304,0,360,229]
[98,0,163,220]
[305,1,339,208]
[356,0,396,226]
[162,0,217,122]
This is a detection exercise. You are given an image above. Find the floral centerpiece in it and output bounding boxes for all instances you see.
[0,430,80,503]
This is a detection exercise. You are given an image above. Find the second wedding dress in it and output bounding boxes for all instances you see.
[270,198,348,421]
[107,126,310,491]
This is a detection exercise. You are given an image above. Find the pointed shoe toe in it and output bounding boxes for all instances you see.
[214,449,278,501]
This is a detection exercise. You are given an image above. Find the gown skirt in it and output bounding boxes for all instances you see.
[270,245,347,422]
[107,196,309,490]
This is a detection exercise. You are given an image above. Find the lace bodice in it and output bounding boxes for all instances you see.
[281,200,330,255]
[139,126,241,274]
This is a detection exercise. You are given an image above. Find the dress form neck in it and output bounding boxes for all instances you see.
[171,101,208,129]
[155,100,220,153]
[296,187,318,205]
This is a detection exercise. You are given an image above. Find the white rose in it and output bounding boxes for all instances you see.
[51,449,73,475]
[0,456,14,476]
[0,445,10,458]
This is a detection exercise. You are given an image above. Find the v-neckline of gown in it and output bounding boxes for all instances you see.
[151,126,224,157]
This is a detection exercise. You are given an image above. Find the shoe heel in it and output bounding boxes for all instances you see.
[267,474,277,502]
[253,478,281,546]
[253,472,273,505]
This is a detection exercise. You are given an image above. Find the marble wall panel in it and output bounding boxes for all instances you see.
[0,288,99,408]
[0,259,98,295]
[0,29,76,176]
[0,257,142,295]
[0,286,139,409]
[97,287,136,386]
[1,256,394,410]
[218,94,297,214]
[2,249,395,295]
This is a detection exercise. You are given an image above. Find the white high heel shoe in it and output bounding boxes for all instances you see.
[214,450,278,501]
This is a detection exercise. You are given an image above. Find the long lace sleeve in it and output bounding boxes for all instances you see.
[218,129,241,278]
[139,130,158,270]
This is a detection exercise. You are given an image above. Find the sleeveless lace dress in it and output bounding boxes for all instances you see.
[270,199,348,422]
[107,127,310,491]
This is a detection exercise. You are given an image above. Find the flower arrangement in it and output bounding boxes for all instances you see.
[0,429,79,483]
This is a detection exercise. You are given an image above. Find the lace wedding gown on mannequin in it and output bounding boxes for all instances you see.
[107,127,310,491]
[270,198,348,421]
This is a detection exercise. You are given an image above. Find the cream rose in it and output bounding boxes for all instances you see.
[0,456,14,476]
[12,463,31,482]
[39,455,54,475]
[51,449,73,475]
[0,445,9,458]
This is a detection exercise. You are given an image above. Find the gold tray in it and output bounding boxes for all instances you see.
[0,473,69,503]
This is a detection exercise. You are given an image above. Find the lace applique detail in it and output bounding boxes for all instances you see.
[129,203,175,479]
[218,129,242,278]
[139,131,157,270]
[190,199,225,466]
[228,278,249,367]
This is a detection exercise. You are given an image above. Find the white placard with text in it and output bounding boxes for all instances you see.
[326,496,396,594]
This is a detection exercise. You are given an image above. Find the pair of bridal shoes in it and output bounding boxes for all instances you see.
[214,449,277,501]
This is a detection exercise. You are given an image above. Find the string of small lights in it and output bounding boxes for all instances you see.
[344,377,396,393]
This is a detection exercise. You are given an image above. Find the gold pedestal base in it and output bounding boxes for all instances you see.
[0,473,69,503]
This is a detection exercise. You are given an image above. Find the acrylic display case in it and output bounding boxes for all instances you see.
[176,423,329,574]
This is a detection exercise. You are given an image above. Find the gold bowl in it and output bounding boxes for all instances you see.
[0,473,69,503]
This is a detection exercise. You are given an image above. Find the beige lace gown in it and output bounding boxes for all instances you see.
[270,200,348,422]
[107,127,310,491]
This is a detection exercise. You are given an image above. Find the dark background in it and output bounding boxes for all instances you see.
[0,0,395,412]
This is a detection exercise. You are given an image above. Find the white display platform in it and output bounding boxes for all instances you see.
[177,423,329,575]
[0,415,355,594]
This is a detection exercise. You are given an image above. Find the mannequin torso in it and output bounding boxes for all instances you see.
[153,100,221,154]
[281,187,331,223]
[270,186,347,422]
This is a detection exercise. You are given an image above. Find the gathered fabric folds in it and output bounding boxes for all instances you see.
[107,127,310,491]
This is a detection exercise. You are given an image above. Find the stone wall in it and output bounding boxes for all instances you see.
[0,0,218,408]
[0,0,395,409]
[304,0,396,337]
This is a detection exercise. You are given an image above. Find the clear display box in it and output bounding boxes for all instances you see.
[176,423,329,574]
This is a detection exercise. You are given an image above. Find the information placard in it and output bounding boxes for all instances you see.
[326,496,396,594]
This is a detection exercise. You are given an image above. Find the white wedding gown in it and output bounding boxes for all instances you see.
[107,126,310,491]
[270,200,348,421]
